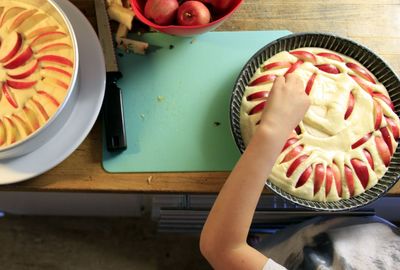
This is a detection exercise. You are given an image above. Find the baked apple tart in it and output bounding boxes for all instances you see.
[0,1,74,148]
[240,48,400,202]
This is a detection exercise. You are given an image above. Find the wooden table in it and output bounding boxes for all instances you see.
[2,0,400,195]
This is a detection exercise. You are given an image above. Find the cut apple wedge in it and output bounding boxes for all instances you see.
[386,117,399,140]
[42,66,72,78]
[3,46,33,69]
[31,31,67,47]
[373,92,395,111]
[290,50,317,64]
[363,149,374,169]
[373,100,383,130]
[263,61,291,72]
[249,74,276,87]
[42,77,69,90]
[246,91,269,101]
[351,132,372,149]
[350,75,373,95]
[23,106,40,131]
[0,32,22,63]
[282,138,299,152]
[36,90,60,107]
[249,101,266,115]
[0,119,5,146]
[285,60,303,75]
[3,116,18,144]
[286,154,308,177]
[37,43,71,54]
[346,62,375,84]
[332,163,342,197]
[38,55,73,68]
[375,136,391,166]
[26,25,59,39]
[8,9,37,32]
[316,52,344,62]
[314,163,325,195]
[345,165,355,197]
[325,166,333,196]
[0,7,25,27]
[15,13,47,33]
[2,83,18,108]
[380,126,393,154]
[6,79,37,89]
[12,114,32,136]
[351,158,369,189]
[281,145,303,163]
[295,166,312,188]
[7,59,39,79]
[30,98,49,121]
[316,64,340,74]
[344,92,355,120]
[305,73,317,95]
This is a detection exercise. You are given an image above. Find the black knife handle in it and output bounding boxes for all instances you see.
[104,72,127,151]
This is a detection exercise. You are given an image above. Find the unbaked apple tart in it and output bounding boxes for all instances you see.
[0,1,74,148]
[240,48,400,202]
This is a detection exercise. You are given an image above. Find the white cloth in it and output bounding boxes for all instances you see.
[262,259,287,270]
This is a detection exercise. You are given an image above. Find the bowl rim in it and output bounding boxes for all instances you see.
[229,32,400,211]
[130,0,244,30]
[0,0,79,154]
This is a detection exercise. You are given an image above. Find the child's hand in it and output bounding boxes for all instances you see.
[260,73,310,133]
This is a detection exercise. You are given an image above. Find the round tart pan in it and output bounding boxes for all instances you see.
[230,32,400,211]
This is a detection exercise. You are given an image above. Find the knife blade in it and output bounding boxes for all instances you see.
[94,0,127,151]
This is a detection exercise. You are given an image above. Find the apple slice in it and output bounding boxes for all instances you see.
[314,163,325,195]
[249,74,276,87]
[263,61,291,72]
[344,165,355,197]
[285,60,303,75]
[332,163,342,197]
[37,43,72,54]
[37,90,60,107]
[349,75,373,95]
[316,64,340,74]
[351,159,369,189]
[26,25,59,39]
[7,59,39,79]
[0,119,5,146]
[380,126,393,154]
[3,46,33,69]
[386,117,399,140]
[12,114,32,136]
[344,92,355,120]
[286,154,308,177]
[8,9,37,32]
[316,52,344,62]
[363,149,374,169]
[295,166,312,188]
[375,136,391,166]
[38,55,73,68]
[246,91,269,101]
[42,66,72,78]
[6,79,37,89]
[31,31,67,47]
[14,13,47,33]
[346,62,375,84]
[325,166,333,196]
[23,106,40,131]
[373,92,395,111]
[282,138,298,152]
[0,7,25,27]
[31,98,49,121]
[42,77,69,90]
[249,101,266,115]
[3,116,18,144]
[305,73,317,95]
[290,50,317,64]
[2,83,18,108]
[351,132,372,149]
[374,100,383,130]
[0,32,22,63]
[281,145,304,163]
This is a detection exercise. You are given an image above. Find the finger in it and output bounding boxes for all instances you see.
[271,76,285,91]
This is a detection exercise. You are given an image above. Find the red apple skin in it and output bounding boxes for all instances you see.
[200,0,234,13]
[177,1,211,26]
[144,0,179,26]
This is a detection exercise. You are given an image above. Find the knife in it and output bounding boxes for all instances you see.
[94,0,127,151]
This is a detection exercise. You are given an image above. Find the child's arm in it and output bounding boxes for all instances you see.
[200,74,310,270]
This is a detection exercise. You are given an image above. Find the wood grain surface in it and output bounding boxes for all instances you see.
[2,0,400,194]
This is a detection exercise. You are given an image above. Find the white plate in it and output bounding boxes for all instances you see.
[0,0,106,184]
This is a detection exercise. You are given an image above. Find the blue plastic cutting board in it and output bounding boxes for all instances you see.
[102,30,291,173]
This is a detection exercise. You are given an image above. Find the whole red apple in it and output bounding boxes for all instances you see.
[144,0,179,25]
[177,1,211,26]
[199,0,234,13]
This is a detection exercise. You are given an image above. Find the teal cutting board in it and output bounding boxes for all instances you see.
[102,30,291,173]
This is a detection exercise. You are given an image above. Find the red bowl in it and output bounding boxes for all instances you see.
[130,0,243,36]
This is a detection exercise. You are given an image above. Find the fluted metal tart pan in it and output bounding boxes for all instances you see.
[230,33,400,211]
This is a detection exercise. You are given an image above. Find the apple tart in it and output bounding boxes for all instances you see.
[0,1,74,148]
[240,48,400,202]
